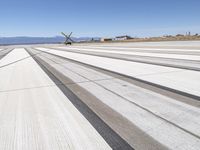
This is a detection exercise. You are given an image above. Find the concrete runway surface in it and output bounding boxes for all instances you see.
[0,48,13,60]
[0,41,200,150]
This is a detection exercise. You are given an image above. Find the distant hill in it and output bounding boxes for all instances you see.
[0,36,100,45]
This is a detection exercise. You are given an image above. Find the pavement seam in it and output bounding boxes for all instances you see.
[34,48,200,101]
[45,46,200,71]
[26,48,134,150]
[32,48,200,140]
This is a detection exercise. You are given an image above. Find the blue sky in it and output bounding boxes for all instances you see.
[0,0,200,37]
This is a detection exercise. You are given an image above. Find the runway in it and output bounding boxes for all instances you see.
[0,48,112,150]
[35,47,200,98]
[0,48,13,60]
[44,46,200,71]
[0,41,200,149]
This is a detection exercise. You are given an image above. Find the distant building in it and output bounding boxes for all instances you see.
[100,38,113,42]
[176,34,184,37]
[115,35,132,41]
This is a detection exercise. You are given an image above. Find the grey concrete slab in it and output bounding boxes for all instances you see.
[49,46,200,71]
[36,47,200,98]
[33,49,200,150]
[0,49,13,60]
[58,46,200,55]
[0,48,111,150]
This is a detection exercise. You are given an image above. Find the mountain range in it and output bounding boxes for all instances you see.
[0,36,100,45]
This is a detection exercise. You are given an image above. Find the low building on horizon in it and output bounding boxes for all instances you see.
[100,38,113,42]
[114,35,132,41]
